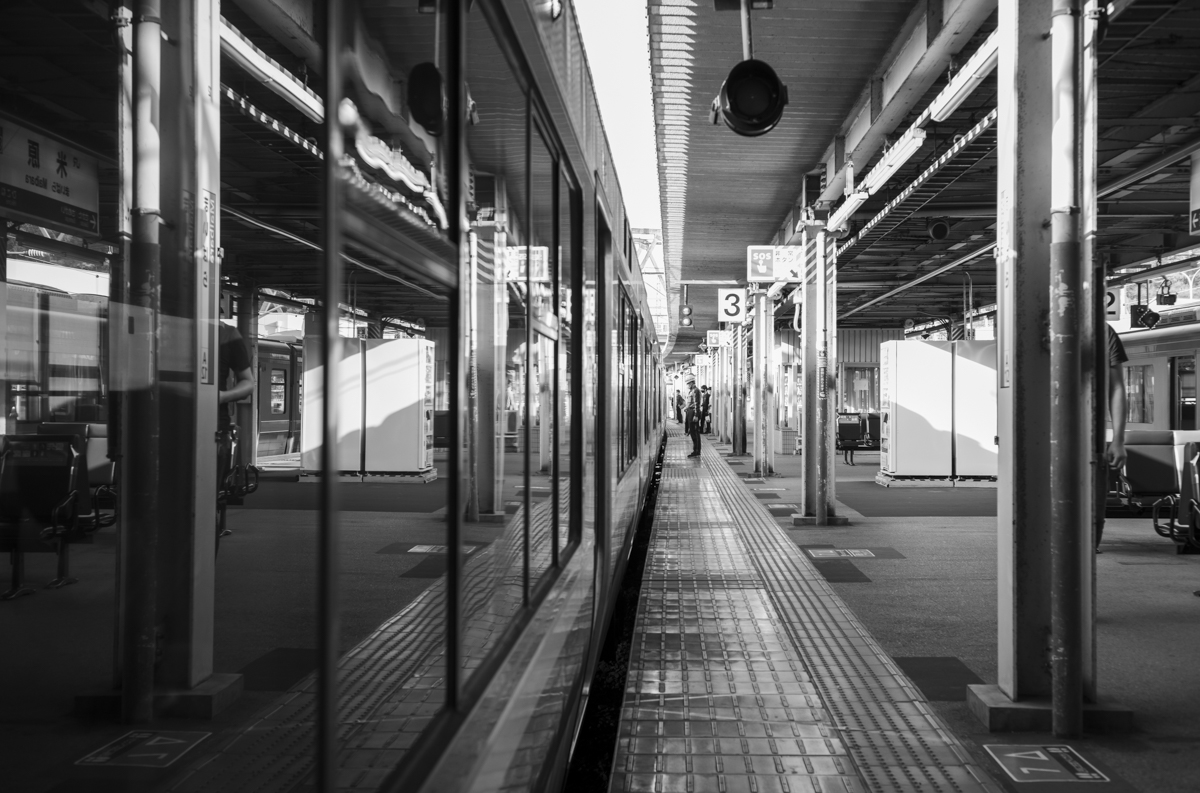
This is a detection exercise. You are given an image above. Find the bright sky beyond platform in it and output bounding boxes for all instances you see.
[574,0,662,230]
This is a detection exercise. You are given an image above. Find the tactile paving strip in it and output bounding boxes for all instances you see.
[697,442,1004,793]
[610,436,865,793]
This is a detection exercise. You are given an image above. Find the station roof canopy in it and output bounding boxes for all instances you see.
[651,0,1200,358]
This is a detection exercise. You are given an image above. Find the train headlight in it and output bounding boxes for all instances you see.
[712,60,788,138]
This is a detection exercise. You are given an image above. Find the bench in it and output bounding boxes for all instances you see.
[836,420,862,465]
[1119,430,1200,552]
[0,435,91,599]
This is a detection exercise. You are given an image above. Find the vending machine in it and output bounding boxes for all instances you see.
[952,340,998,477]
[363,338,435,473]
[880,340,954,476]
[302,337,435,475]
[879,339,997,479]
[301,336,364,473]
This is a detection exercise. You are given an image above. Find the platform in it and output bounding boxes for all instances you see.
[609,432,1004,793]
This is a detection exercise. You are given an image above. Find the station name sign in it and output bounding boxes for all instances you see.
[0,116,100,237]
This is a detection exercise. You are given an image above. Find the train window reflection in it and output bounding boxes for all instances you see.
[461,5,532,684]
[1125,364,1155,424]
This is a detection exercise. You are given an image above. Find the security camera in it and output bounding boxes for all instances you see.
[927,218,951,241]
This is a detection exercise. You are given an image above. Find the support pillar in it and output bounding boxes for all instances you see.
[753,291,765,474]
[995,0,1056,705]
[968,0,1130,733]
[474,235,505,518]
[798,230,842,525]
[814,232,831,524]
[732,323,747,455]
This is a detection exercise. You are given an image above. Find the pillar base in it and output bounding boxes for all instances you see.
[792,514,850,526]
[966,684,1134,733]
[75,673,244,720]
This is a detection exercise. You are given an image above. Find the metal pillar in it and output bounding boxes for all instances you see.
[1049,0,1088,738]
[814,231,830,525]
[733,323,747,455]
[110,0,134,693]
[1081,0,1101,703]
[996,0,1056,702]
[318,1,345,787]
[121,0,163,724]
[753,291,766,473]
[800,232,819,516]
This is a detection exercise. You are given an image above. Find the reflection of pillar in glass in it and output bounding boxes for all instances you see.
[537,335,553,473]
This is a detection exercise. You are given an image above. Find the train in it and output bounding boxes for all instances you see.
[7,2,668,790]
[1117,312,1200,432]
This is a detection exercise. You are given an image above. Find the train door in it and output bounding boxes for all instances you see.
[1170,355,1197,430]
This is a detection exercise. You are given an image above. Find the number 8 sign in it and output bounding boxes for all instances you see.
[717,288,747,323]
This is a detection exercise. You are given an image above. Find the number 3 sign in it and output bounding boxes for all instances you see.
[717,288,747,323]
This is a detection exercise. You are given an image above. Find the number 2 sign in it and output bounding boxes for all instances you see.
[717,288,747,323]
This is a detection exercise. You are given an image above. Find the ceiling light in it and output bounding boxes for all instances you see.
[860,128,927,195]
[827,191,869,235]
[928,33,998,123]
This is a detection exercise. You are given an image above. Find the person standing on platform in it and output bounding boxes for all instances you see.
[700,385,712,434]
[674,389,684,424]
[1097,323,1127,552]
[685,377,702,457]
[217,322,254,542]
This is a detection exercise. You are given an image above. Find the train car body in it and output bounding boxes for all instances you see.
[1117,319,1200,433]
[255,339,303,457]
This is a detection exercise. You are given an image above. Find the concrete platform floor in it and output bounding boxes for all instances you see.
[708,432,1200,792]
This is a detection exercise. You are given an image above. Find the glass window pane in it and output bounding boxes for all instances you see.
[462,6,530,684]
[528,126,555,584]
[558,172,577,555]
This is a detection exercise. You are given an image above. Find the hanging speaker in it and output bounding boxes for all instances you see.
[408,62,445,136]
[713,59,788,137]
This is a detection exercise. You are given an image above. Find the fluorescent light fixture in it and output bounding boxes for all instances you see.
[860,128,927,195]
[827,190,869,235]
[929,32,998,123]
[220,20,323,123]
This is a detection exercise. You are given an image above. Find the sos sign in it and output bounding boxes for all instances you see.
[717,288,747,323]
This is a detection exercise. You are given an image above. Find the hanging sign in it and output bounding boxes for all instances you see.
[747,245,803,283]
[717,288,747,323]
[1104,287,1123,321]
[707,330,721,348]
[0,116,100,237]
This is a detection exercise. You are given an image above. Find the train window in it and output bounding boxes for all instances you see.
[1124,364,1155,424]
[616,290,638,472]
[558,167,579,558]
[529,121,555,585]
[1171,355,1196,431]
[462,3,532,687]
[270,369,287,414]
[843,366,880,413]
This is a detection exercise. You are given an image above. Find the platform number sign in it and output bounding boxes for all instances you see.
[717,288,747,323]
[1105,287,1123,321]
